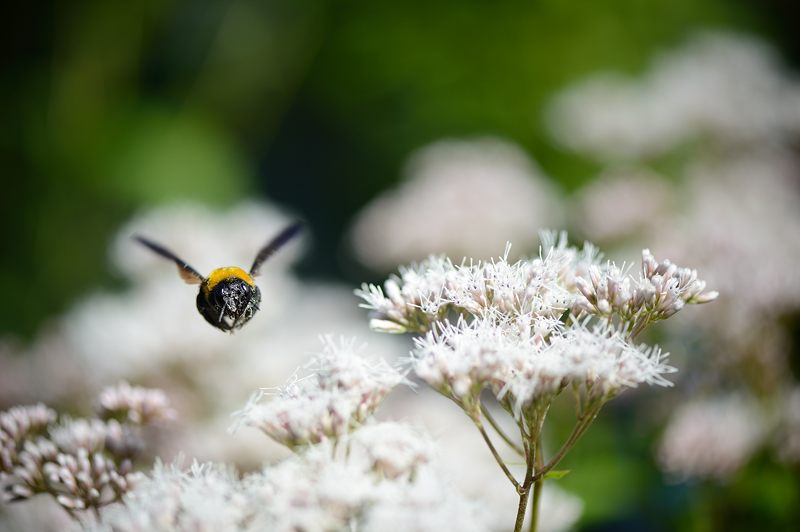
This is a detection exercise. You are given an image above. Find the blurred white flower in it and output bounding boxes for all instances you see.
[97,461,251,532]
[349,138,563,270]
[231,337,404,448]
[348,422,433,479]
[96,382,175,425]
[573,168,674,242]
[657,395,768,480]
[100,422,491,532]
[548,32,800,159]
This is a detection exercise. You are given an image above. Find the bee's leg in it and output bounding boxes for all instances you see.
[217,307,226,326]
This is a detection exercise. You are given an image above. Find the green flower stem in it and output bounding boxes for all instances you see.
[481,403,524,456]
[531,402,603,483]
[529,433,545,532]
[472,416,520,490]
[513,454,535,532]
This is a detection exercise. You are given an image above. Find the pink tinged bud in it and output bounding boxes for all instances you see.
[368,319,407,334]
[693,290,719,304]
[575,277,595,301]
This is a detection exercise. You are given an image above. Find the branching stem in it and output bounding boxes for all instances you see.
[481,403,524,456]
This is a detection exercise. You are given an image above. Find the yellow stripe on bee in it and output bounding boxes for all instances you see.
[205,267,255,292]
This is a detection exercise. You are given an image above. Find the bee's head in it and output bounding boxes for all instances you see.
[218,277,255,313]
[198,267,262,331]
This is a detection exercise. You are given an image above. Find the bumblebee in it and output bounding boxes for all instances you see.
[134,222,302,332]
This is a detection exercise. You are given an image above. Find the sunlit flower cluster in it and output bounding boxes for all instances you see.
[357,241,574,335]
[360,236,713,416]
[361,232,713,529]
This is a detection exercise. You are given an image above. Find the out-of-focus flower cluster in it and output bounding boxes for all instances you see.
[547,30,800,482]
[96,428,487,532]
[349,138,564,271]
[0,383,171,517]
[548,32,800,159]
[232,337,404,448]
[97,337,490,532]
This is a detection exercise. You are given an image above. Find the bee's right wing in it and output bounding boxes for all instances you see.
[133,235,205,285]
[249,221,304,276]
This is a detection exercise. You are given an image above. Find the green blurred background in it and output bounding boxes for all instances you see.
[2,2,799,530]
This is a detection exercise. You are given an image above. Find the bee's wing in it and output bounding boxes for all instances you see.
[249,221,303,276]
[133,235,205,285]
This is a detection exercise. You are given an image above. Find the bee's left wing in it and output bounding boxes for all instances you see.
[133,235,205,284]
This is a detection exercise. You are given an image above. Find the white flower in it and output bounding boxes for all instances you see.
[411,311,674,415]
[349,137,564,270]
[97,461,251,532]
[573,168,674,242]
[548,32,800,159]
[231,337,404,448]
[657,395,768,480]
[349,422,434,479]
[514,321,675,398]
[96,382,175,425]
[357,242,573,334]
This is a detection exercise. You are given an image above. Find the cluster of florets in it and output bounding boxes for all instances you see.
[573,249,718,337]
[232,337,405,449]
[356,239,573,335]
[98,422,486,532]
[0,383,172,516]
[358,233,715,415]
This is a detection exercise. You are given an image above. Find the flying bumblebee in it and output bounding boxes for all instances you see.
[134,222,302,332]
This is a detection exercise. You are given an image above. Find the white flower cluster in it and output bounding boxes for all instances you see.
[348,138,563,271]
[232,337,404,448]
[357,242,574,335]
[414,313,674,414]
[98,423,488,532]
[359,235,712,414]
[548,32,800,159]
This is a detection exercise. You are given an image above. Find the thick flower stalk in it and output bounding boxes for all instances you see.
[0,383,173,521]
[357,232,716,532]
[232,336,405,449]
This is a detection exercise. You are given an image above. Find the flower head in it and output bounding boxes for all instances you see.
[232,337,405,448]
